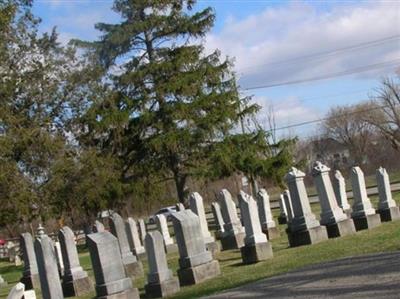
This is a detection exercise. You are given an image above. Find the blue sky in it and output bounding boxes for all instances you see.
[32,0,400,138]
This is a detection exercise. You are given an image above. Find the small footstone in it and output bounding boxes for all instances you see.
[353,214,382,231]
[378,206,400,222]
[325,218,356,238]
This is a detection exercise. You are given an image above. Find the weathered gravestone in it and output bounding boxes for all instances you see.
[54,241,65,277]
[189,192,219,256]
[239,191,273,264]
[277,193,288,224]
[285,167,328,247]
[376,167,400,221]
[144,231,180,298]
[87,232,140,299]
[34,234,64,299]
[138,219,147,245]
[125,217,146,258]
[59,226,93,297]
[0,275,7,288]
[257,189,280,239]
[312,162,356,238]
[20,233,40,290]
[172,210,220,286]
[93,220,105,233]
[156,214,178,253]
[283,190,294,224]
[333,170,352,216]
[109,213,143,277]
[351,166,381,230]
[211,202,225,239]
[218,189,245,250]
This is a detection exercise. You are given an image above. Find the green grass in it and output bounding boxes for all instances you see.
[1,193,400,299]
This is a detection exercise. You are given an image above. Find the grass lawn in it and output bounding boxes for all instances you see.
[1,193,400,299]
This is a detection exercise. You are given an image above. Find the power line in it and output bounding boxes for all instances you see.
[243,58,400,90]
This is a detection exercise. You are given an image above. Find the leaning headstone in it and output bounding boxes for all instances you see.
[176,203,185,211]
[171,210,220,286]
[93,220,105,233]
[20,233,40,290]
[109,213,143,277]
[257,189,280,239]
[376,167,400,222]
[285,167,328,247]
[144,231,180,298]
[59,226,93,297]
[218,189,245,250]
[189,192,219,256]
[156,214,178,253]
[138,218,147,245]
[126,217,146,258]
[211,202,225,239]
[0,275,7,288]
[54,241,64,277]
[277,194,288,224]
[333,170,352,216]
[312,162,356,238]
[34,234,64,299]
[351,166,381,231]
[283,190,294,224]
[87,232,140,299]
[239,191,273,264]
[7,282,24,299]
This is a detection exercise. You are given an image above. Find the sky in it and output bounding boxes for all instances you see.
[32,0,400,139]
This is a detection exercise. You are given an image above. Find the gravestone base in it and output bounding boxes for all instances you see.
[99,288,140,299]
[262,227,280,240]
[325,218,356,238]
[277,216,287,225]
[165,243,178,254]
[287,225,328,247]
[378,206,400,222]
[63,275,94,297]
[240,242,273,264]
[24,290,36,299]
[206,241,220,258]
[352,214,381,231]
[220,232,245,250]
[177,259,220,286]
[145,277,180,298]
[124,261,143,278]
[20,274,40,290]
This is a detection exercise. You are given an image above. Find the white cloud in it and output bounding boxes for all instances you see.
[205,1,400,89]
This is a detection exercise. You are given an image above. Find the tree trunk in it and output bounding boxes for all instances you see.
[174,174,187,204]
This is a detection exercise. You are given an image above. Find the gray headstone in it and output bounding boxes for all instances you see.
[283,190,294,223]
[333,170,351,211]
[20,233,39,290]
[312,162,348,225]
[351,166,376,217]
[126,217,145,256]
[218,189,244,235]
[156,214,174,247]
[6,282,24,299]
[189,192,215,244]
[87,232,139,298]
[138,219,147,244]
[279,193,288,218]
[34,234,64,299]
[376,167,397,210]
[54,241,64,277]
[211,202,225,234]
[257,189,277,230]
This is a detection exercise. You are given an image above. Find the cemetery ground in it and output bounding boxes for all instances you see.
[1,193,400,299]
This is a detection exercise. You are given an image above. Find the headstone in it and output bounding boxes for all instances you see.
[34,234,64,299]
[171,210,220,286]
[20,233,40,290]
[7,282,24,299]
[218,189,245,250]
[156,214,178,253]
[54,241,65,277]
[333,170,352,216]
[87,232,140,299]
[138,218,147,244]
[176,203,185,211]
[59,226,93,297]
[144,231,180,298]
[239,191,273,264]
[93,220,105,233]
[351,166,381,230]
[277,194,288,224]
[285,167,328,247]
[376,167,400,221]
[283,190,294,224]
[257,189,280,239]
[7,241,17,263]
[125,217,146,259]
[23,290,36,299]
[211,202,225,239]
[312,162,356,238]
[189,192,219,256]
[15,255,22,266]
[0,275,7,288]
[109,213,143,277]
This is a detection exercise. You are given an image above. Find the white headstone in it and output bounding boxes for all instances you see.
[218,189,244,235]
[333,170,351,211]
[189,192,215,244]
[279,193,288,218]
[211,202,225,234]
[156,214,174,247]
[283,190,294,223]
[7,282,24,299]
[54,241,64,276]
[376,167,397,210]
[351,166,376,217]
[138,218,147,244]
[126,217,145,256]
[257,189,277,230]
